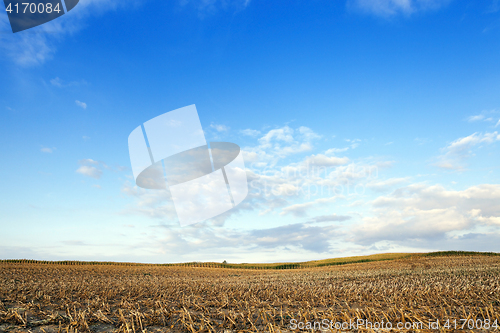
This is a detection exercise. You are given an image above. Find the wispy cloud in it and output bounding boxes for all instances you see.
[0,14,55,66]
[81,159,99,165]
[465,110,499,124]
[240,129,261,137]
[75,100,87,109]
[210,123,229,132]
[41,147,55,153]
[348,0,451,17]
[435,131,500,170]
[445,132,499,154]
[247,125,321,165]
[366,177,410,192]
[487,0,500,13]
[325,147,349,154]
[468,114,485,122]
[344,138,361,149]
[308,214,351,223]
[75,158,119,179]
[76,165,102,179]
[414,137,432,145]
[51,77,88,88]
[61,240,88,246]
[280,196,344,217]
[303,154,350,167]
[248,223,338,253]
[179,0,252,17]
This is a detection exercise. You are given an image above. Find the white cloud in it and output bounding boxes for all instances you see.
[353,183,500,247]
[344,138,361,149]
[280,202,317,217]
[76,165,102,179]
[414,137,432,145]
[248,223,338,252]
[348,200,365,207]
[280,196,344,217]
[304,154,350,167]
[366,177,410,192]
[75,158,124,180]
[446,132,499,153]
[371,183,500,214]
[259,126,295,146]
[473,214,500,226]
[241,125,322,169]
[50,77,64,87]
[179,0,251,17]
[148,221,339,256]
[434,162,456,170]
[348,0,450,17]
[325,147,349,154]
[496,120,500,128]
[242,155,382,219]
[79,158,99,165]
[75,100,87,109]
[51,77,88,88]
[240,129,261,137]
[309,214,351,223]
[465,110,499,124]
[0,13,54,66]
[41,147,55,153]
[265,126,317,155]
[298,126,322,141]
[279,143,313,155]
[210,123,229,132]
[435,131,500,169]
[121,182,180,220]
[468,114,485,122]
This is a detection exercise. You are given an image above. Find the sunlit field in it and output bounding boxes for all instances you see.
[1,252,499,332]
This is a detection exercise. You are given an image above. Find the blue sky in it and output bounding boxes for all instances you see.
[1,0,500,263]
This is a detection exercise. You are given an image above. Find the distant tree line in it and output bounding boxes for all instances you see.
[0,259,306,269]
[2,251,497,269]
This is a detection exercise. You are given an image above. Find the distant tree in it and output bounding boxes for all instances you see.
[223,260,227,264]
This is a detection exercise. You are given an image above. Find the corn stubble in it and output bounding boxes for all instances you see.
[0,256,499,332]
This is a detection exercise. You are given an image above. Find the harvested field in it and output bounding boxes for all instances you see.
[0,254,499,332]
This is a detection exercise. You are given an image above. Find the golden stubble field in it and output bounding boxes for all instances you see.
[0,255,499,332]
